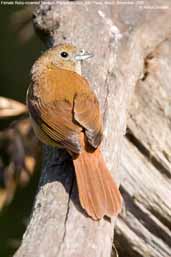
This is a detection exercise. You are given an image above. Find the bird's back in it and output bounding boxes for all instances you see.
[32,65,91,105]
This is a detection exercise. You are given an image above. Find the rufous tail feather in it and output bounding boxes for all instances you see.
[73,148,122,220]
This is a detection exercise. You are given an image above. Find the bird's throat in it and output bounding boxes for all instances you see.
[75,61,82,75]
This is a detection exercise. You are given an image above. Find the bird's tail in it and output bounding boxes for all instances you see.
[73,148,122,220]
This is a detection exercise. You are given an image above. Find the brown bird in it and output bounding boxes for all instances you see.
[27,43,122,220]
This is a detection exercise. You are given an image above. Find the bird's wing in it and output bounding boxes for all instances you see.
[74,92,103,149]
[27,86,82,154]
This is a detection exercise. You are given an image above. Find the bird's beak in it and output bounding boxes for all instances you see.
[75,50,94,61]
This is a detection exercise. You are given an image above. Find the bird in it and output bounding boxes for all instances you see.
[26,43,122,220]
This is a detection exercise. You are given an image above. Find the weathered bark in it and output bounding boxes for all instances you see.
[14,1,171,257]
[115,37,171,257]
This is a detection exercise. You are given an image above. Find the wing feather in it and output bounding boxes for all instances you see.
[27,86,82,154]
[74,92,103,148]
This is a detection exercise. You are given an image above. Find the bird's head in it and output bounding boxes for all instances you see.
[32,43,93,76]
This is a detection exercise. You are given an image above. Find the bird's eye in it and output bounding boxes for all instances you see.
[60,51,69,58]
